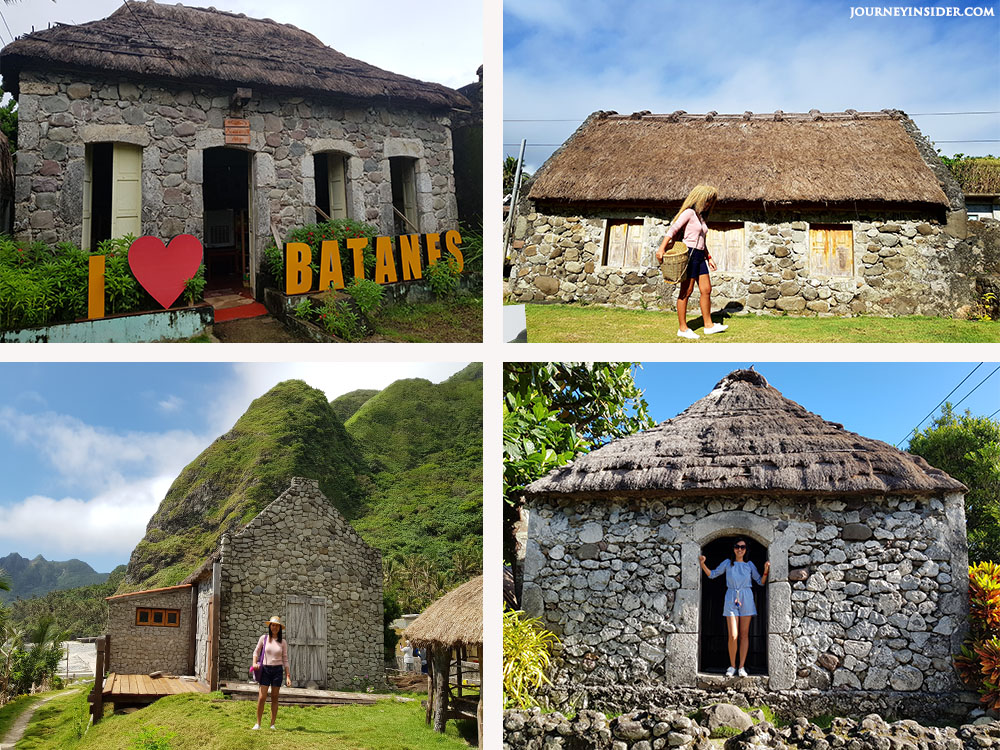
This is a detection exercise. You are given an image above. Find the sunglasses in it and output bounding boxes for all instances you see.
[734,544,746,550]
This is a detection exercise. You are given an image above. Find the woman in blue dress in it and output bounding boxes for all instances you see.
[699,539,770,677]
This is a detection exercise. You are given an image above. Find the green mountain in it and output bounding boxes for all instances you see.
[330,389,380,422]
[7,566,126,637]
[121,379,366,592]
[0,553,108,604]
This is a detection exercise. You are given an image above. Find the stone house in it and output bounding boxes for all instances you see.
[0,2,467,293]
[508,110,986,317]
[519,369,971,718]
[106,477,384,690]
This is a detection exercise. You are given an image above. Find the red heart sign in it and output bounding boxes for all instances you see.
[128,235,204,309]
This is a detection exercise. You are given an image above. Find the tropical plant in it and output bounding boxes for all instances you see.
[503,607,560,708]
[956,562,1000,708]
[503,155,531,197]
[344,277,384,316]
[424,255,461,299]
[182,265,206,306]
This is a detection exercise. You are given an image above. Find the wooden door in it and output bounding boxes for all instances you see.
[82,146,93,250]
[809,224,854,277]
[286,595,327,688]
[328,155,348,220]
[110,143,142,239]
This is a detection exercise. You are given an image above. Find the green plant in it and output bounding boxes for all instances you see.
[711,726,742,739]
[128,725,177,750]
[318,297,364,342]
[956,562,1000,708]
[182,265,206,307]
[503,607,561,709]
[293,298,316,320]
[344,277,385,315]
[969,291,999,322]
[425,256,461,299]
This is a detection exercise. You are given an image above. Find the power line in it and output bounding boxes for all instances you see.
[895,363,982,447]
[0,9,12,46]
[950,364,1000,412]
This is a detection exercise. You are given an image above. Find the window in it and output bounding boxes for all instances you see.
[602,220,643,268]
[809,224,854,277]
[389,157,418,234]
[706,223,745,273]
[314,153,349,223]
[136,608,180,627]
[83,142,142,250]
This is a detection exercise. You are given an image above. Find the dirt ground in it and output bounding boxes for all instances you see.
[212,315,312,343]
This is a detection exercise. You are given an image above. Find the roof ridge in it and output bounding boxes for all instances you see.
[598,109,906,122]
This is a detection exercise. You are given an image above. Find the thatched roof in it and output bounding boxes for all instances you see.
[405,575,482,648]
[0,2,467,110]
[528,110,950,209]
[524,369,966,501]
[951,157,1000,196]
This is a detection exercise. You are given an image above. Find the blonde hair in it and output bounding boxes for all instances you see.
[670,184,718,224]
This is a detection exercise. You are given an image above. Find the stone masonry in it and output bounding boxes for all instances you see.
[14,69,458,251]
[106,586,193,675]
[521,492,971,716]
[217,477,383,690]
[509,207,986,317]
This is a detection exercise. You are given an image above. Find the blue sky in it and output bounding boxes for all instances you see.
[504,0,1000,170]
[0,362,470,573]
[633,362,1000,448]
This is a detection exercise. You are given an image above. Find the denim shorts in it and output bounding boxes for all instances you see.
[686,247,710,278]
[258,664,283,687]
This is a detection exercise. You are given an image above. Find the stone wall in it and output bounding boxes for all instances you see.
[107,587,193,675]
[508,206,985,316]
[13,69,458,253]
[218,477,383,689]
[521,492,969,713]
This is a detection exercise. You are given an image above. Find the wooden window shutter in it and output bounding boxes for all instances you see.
[623,223,643,267]
[604,220,643,267]
[110,143,142,239]
[706,223,745,273]
[605,222,627,266]
[401,161,418,231]
[328,155,348,220]
[82,146,93,251]
[809,224,854,276]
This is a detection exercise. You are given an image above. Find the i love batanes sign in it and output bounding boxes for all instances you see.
[284,230,464,294]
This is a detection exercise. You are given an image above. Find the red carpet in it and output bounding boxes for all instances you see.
[214,302,269,322]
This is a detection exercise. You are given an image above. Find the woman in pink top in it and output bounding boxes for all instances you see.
[656,184,728,339]
[251,615,292,731]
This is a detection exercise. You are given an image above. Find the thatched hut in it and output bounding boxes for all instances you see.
[0,2,467,293]
[520,369,971,720]
[406,575,483,743]
[508,110,984,317]
[952,157,1000,221]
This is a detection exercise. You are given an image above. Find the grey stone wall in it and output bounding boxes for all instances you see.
[508,206,985,316]
[521,492,969,711]
[107,587,193,675]
[218,477,383,689]
[13,69,458,251]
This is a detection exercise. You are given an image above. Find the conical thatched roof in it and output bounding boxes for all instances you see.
[0,2,467,110]
[524,370,966,500]
[528,110,950,208]
[951,157,1000,196]
[405,575,482,648]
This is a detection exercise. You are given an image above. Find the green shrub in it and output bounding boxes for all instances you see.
[711,726,742,739]
[182,265,206,307]
[503,607,560,709]
[264,218,380,285]
[425,256,461,299]
[128,725,177,750]
[294,298,316,320]
[344,277,384,315]
[318,298,364,342]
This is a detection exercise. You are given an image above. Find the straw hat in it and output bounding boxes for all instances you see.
[265,616,283,627]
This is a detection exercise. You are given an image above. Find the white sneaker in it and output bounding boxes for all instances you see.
[738,668,748,677]
[725,667,736,677]
[704,324,728,335]
[677,328,699,339]
[251,724,260,730]
[270,725,276,730]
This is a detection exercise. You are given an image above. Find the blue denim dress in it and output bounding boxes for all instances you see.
[709,559,762,616]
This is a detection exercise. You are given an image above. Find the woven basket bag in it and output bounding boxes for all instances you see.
[659,240,690,285]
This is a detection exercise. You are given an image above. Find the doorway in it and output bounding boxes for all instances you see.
[286,595,328,688]
[699,535,769,675]
[202,147,251,289]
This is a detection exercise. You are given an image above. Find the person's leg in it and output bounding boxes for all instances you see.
[726,615,738,667]
[738,616,752,668]
[255,684,267,727]
[677,278,695,330]
[270,685,280,727]
[698,274,713,328]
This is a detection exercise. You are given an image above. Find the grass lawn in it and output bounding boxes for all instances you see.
[0,692,46,739]
[11,688,88,749]
[19,690,472,750]
[522,303,1000,343]
[375,295,482,342]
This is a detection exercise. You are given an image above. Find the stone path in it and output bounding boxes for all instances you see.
[0,689,80,750]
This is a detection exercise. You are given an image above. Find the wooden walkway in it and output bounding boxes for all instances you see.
[220,681,376,706]
[103,672,209,703]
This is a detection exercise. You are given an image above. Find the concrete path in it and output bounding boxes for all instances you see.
[0,689,79,750]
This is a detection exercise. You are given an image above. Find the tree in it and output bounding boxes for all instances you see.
[503,363,654,566]
[0,87,16,153]
[908,404,1000,562]
[503,155,531,197]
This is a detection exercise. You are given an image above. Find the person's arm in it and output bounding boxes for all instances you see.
[283,641,291,686]
[657,209,691,262]
[252,635,263,669]
[761,561,770,586]
[701,557,728,578]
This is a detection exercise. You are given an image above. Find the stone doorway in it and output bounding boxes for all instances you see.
[698,536,769,675]
[202,147,251,289]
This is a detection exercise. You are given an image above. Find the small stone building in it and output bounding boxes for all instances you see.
[520,370,972,718]
[0,2,466,292]
[509,110,986,317]
[107,477,383,690]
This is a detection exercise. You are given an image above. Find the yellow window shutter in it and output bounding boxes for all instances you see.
[111,143,142,239]
[328,155,347,220]
[82,147,93,251]
[810,224,854,277]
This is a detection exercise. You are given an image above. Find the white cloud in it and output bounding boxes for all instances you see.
[158,395,185,413]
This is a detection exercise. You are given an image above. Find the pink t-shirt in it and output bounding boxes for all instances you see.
[254,634,289,669]
[665,208,708,250]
